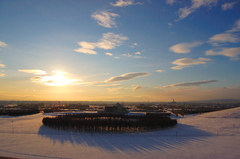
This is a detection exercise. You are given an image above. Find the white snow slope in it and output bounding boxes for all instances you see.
[0,107,239,159]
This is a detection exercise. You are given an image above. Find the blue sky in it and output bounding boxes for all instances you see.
[0,0,240,101]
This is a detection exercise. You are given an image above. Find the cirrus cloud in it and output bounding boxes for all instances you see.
[105,72,151,83]
[0,41,7,48]
[176,0,218,21]
[227,19,240,33]
[105,52,113,56]
[222,1,238,11]
[206,47,240,60]
[157,80,219,89]
[166,0,176,5]
[171,57,212,70]
[132,85,144,91]
[208,19,240,46]
[18,69,47,75]
[169,42,202,53]
[208,33,239,46]
[75,32,128,55]
[0,63,6,68]
[156,70,164,73]
[110,0,143,7]
[91,11,120,28]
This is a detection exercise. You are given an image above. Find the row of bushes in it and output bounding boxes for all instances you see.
[0,109,39,116]
[42,113,177,133]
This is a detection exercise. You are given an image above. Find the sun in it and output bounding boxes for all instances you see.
[39,71,82,86]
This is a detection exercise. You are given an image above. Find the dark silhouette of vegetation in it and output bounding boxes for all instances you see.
[0,103,40,116]
[42,113,177,133]
[0,109,39,116]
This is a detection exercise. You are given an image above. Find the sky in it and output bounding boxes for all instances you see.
[0,0,240,102]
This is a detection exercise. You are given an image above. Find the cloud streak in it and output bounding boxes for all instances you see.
[105,52,113,56]
[105,72,151,83]
[222,1,238,11]
[132,85,143,91]
[166,0,176,5]
[206,47,240,60]
[158,80,219,88]
[0,41,7,48]
[177,0,218,21]
[156,70,164,73]
[169,42,202,53]
[110,0,143,7]
[0,63,6,68]
[208,33,238,46]
[18,69,47,75]
[91,11,120,28]
[172,57,211,70]
[75,32,128,54]
[208,19,240,46]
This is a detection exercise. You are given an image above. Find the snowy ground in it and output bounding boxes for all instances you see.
[0,107,239,159]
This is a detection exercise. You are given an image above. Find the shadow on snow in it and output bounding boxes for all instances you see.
[38,123,214,154]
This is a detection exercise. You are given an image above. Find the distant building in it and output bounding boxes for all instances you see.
[105,102,127,113]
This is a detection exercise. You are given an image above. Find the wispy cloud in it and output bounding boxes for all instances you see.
[171,57,211,70]
[166,0,176,5]
[97,83,120,87]
[105,72,151,83]
[91,11,120,28]
[134,55,146,58]
[74,48,97,55]
[105,52,113,56]
[110,0,143,7]
[75,32,128,55]
[0,61,6,76]
[122,53,132,57]
[75,41,97,54]
[168,23,173,27]
[107,87,123,92]
[121,53,145,58]
[206,47,240,60]
[208,19,240,46]
[18,69,47,75]
[132,85,143,91]
[0,41,7,48]
[0,63,6,68]
[157,80,219,88]
[169,42,202,53]
[208,33,238,46]
[156,70,164,73]
[131,43,138,48]
[227,19,240,33]
[176,0,218,21]
[222,1,238,11]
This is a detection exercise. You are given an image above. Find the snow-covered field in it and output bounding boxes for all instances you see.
[0,107,240,159]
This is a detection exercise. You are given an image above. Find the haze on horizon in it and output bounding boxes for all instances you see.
[0,0,240,102]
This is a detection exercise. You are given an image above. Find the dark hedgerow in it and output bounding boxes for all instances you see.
[42,113,177,133]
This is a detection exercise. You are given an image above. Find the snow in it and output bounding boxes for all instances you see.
[0,107,240,159]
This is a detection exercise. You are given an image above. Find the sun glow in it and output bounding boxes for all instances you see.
[31,71,83,86]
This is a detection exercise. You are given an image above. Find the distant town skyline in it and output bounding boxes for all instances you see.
[0,0,240,101]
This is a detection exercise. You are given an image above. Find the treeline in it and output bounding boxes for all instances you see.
[0,109,39,116]
[42,113,177,133]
